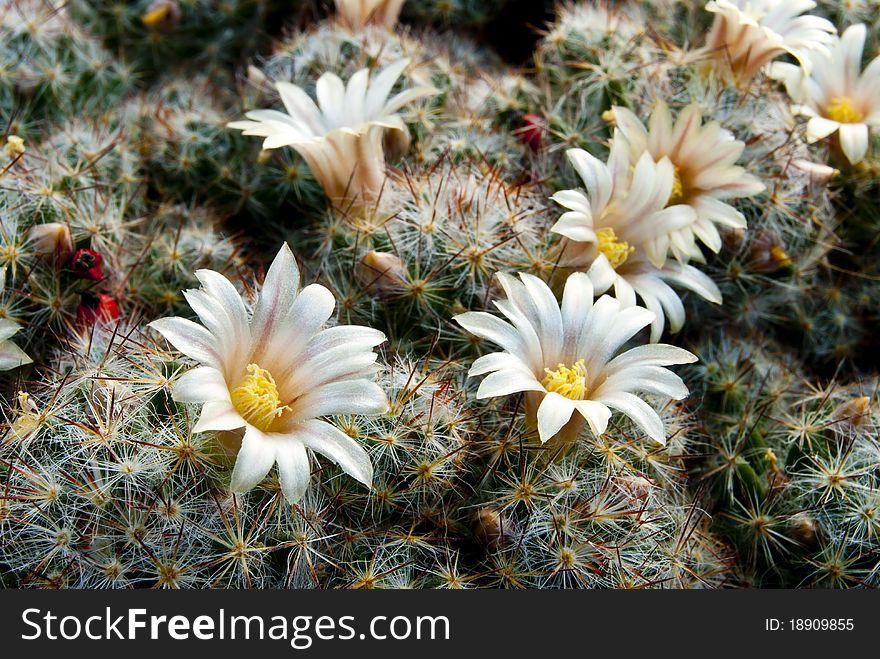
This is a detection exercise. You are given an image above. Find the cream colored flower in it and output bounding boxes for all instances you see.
[551,145,721,342]
[149,244,389,503]
[335,0,405,32]
[228,59,437,207]
[612,102,765,255]
[454,272,697,446]
[703,0,835,83]
[771,24,880,164]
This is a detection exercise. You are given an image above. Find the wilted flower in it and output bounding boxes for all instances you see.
[76,292,120,329]
[149,244,389,503]
[228,60,437,208]
[334,0,405,32]
[71,248,105,281]
[612,102,765,255]
[355,251,408,300]
[27,222,74,262]
[771,23,880,164]
[702,0,835,84]
[0,318,31,371]
[551,145,721,341]
[454,272,697,446]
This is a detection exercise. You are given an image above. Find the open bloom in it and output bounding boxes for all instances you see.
[771,23,880,164]
[703,0,835,83]
[228,59,437,207]
[335,0,405,32]
[454,272,697,446]
[149,244,389,503]
[551,145,721,342]
[612,102,765,255]
[0,318,32,371]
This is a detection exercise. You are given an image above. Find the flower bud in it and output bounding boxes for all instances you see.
[789,513,819,547]
[792,159,838,187]
[76,292,120,328]
[747,229,792,273]
[472,507,513,549]
[831,396,871,428]
[28,223,74,262]
[71,248,105,281]
[516,113,547,152]
[355,251,407,300]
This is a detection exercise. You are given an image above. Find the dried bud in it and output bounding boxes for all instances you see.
[4,135,25,159]
[516,113,547,152]
[71,249,105,281]
[747,229,792,273]
[831,396,871,429]
[28,223,74,262]
[142,0,182,31]
[355,251,407,300]
[76,292,120,328]
[615,474,655,500]
[789,513,819,547]
[472,507,513,549]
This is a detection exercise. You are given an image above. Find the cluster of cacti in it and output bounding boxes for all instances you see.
[1,0,878,589]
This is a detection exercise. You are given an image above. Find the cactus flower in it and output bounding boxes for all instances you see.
[702,0,835,84]
[334,0,405,32]
[770,24,880,165]
[551,146,721,342]
[149,243,389,503]
[228,59,437,208]
[454,272,697,446]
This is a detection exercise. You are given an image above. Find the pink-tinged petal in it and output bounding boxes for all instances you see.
[566,148,613,212]
[838,122,869,164]
[537,392,576,443]
[560,272,594,361]
[469,351,532,377]
[230,425,277,493]
[273,436,311,503]
[250,243,301,354]
[297,418,372,487]
[149,317,222,369]
[596,391,666,445]
[550,211,596,242]
[194,400,246,433]
[172,366,230,404]
[287,380,388,425]
[612,106,649,152]
[520,274,563,364]
[265,284,337,381]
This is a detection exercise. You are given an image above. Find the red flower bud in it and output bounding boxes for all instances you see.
[71,249,105,281]
[77,292,120,328]
[517,113,547,152]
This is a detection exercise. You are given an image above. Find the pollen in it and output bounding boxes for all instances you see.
[826,97,864,124]
[231,364,290,432]
[542,359,588,400]
[596,227,635,269]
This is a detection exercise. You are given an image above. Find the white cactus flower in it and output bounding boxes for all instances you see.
[703,0,835,83]
[551,145,722,342]
[0,318,32,371]
[334,0,405,32]
[454,272,697,446]
[612,102,765,255]
[149,244,389,503]
[228,59,437,207]
[771,23,880,165]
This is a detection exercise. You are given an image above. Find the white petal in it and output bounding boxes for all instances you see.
[230,425,277,493]
[194,400,246,433]
[250,243,301,352]
[838,122,869,164]
[537,392,576,443]
[453,312,527,357]
[476,369,544,398]
[806,116,840,142]
[596,391,667,445]
[274,437,311,503]
[172,366,230,404]
[287,380,388,424]
[297,418,372,487]
[149,317,222,369]
[0,340,31,370]
[573,400,612,436]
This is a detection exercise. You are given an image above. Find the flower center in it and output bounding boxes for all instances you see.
[230,364,290,432]
[826,97,863,124]
[542,359,588,400]
[668,164,685,205]
[596,227,635,269]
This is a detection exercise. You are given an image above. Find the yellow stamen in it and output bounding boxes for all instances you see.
[142,4,171,25]
[769,245,791,268]
[826,97,863,124]
[230,364,290,432]
[668,164,685,205]
[596,227,635,269]
[542,359,588,400]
